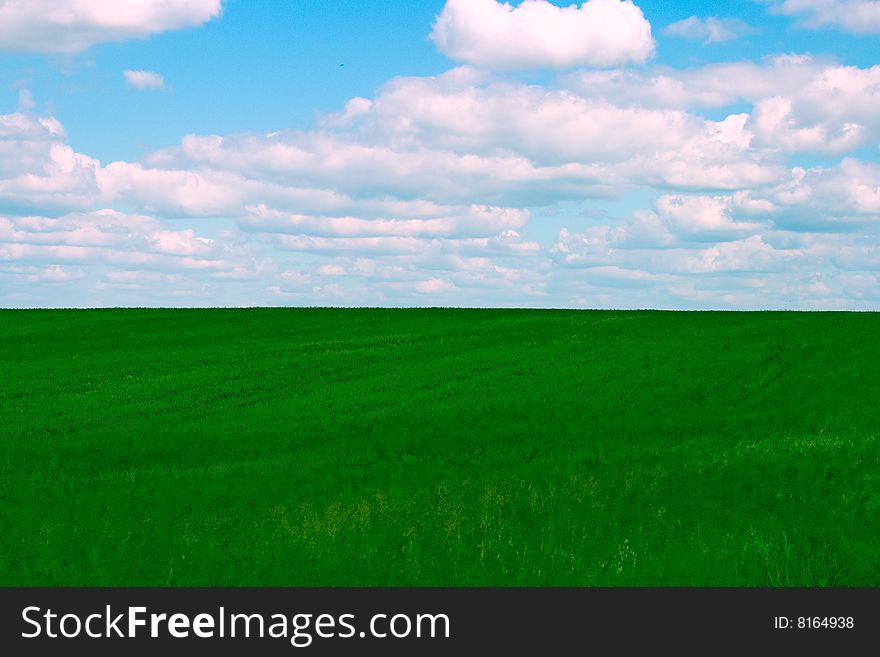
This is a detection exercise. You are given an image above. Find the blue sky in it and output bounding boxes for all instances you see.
[2,0,880,308]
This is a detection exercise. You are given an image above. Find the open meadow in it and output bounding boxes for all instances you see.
[1,309,878,586]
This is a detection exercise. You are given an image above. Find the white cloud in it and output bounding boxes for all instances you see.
[316,264,346,277]
[321,97,373,128]
[574,265,673,288]
[269,233,540,258]
[766,0,880,34]
[0,209,272,309]
[744,64,880,154]
[258,227,546,307]
[0,0,222,53]
[551,194,770,266]
[240,204,529,239]
[676,236,793,274]
[430,0,654,70]
[568,58,880,155]
[415,277,455,294]
[564,55,827,110]
[98,153,550,220]
[361,70,701,162]
[736,159,880,229]
[654,194,765,241]
[359,72,775,189]
[0,210,227,262]
[3,48,880,308]
[124,70,166,91]
[749,96,863,154]
[136,71,781,213]
[663,16,753,43]
[0,112,100,215]
[551,228,804,276]
[4,263,85,283]
[97,162,251,216]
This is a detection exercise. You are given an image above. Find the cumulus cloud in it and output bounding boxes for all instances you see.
[0,112,100,215]
[239,204,529,239]
[0,0,223,53]
[356,70,713,163]
[268,233,540,258]
[0,207,279,306]
[97,163,252,216]
[135,70,781,214]
[415,277,456,294]
[124,70,166,91]
[654,195,765,241]
[3,41,880,308]
[430,0,655,70]
[543,159,880,308]
[735,159,880,229]
[765,0,880,34]
[567,57,880,155]
[260,228,547,307]
[663,16,753,43]
[564,55,826,110]
[747,65,880,154]
[550,226,804,276]
[0,210,235,265]
[749,96,862,153]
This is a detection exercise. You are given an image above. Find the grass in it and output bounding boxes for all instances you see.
[1,308,878,586]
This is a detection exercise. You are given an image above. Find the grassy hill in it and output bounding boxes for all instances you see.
[1,308,878,585]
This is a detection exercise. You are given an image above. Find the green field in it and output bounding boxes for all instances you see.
[1,309,878,586]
